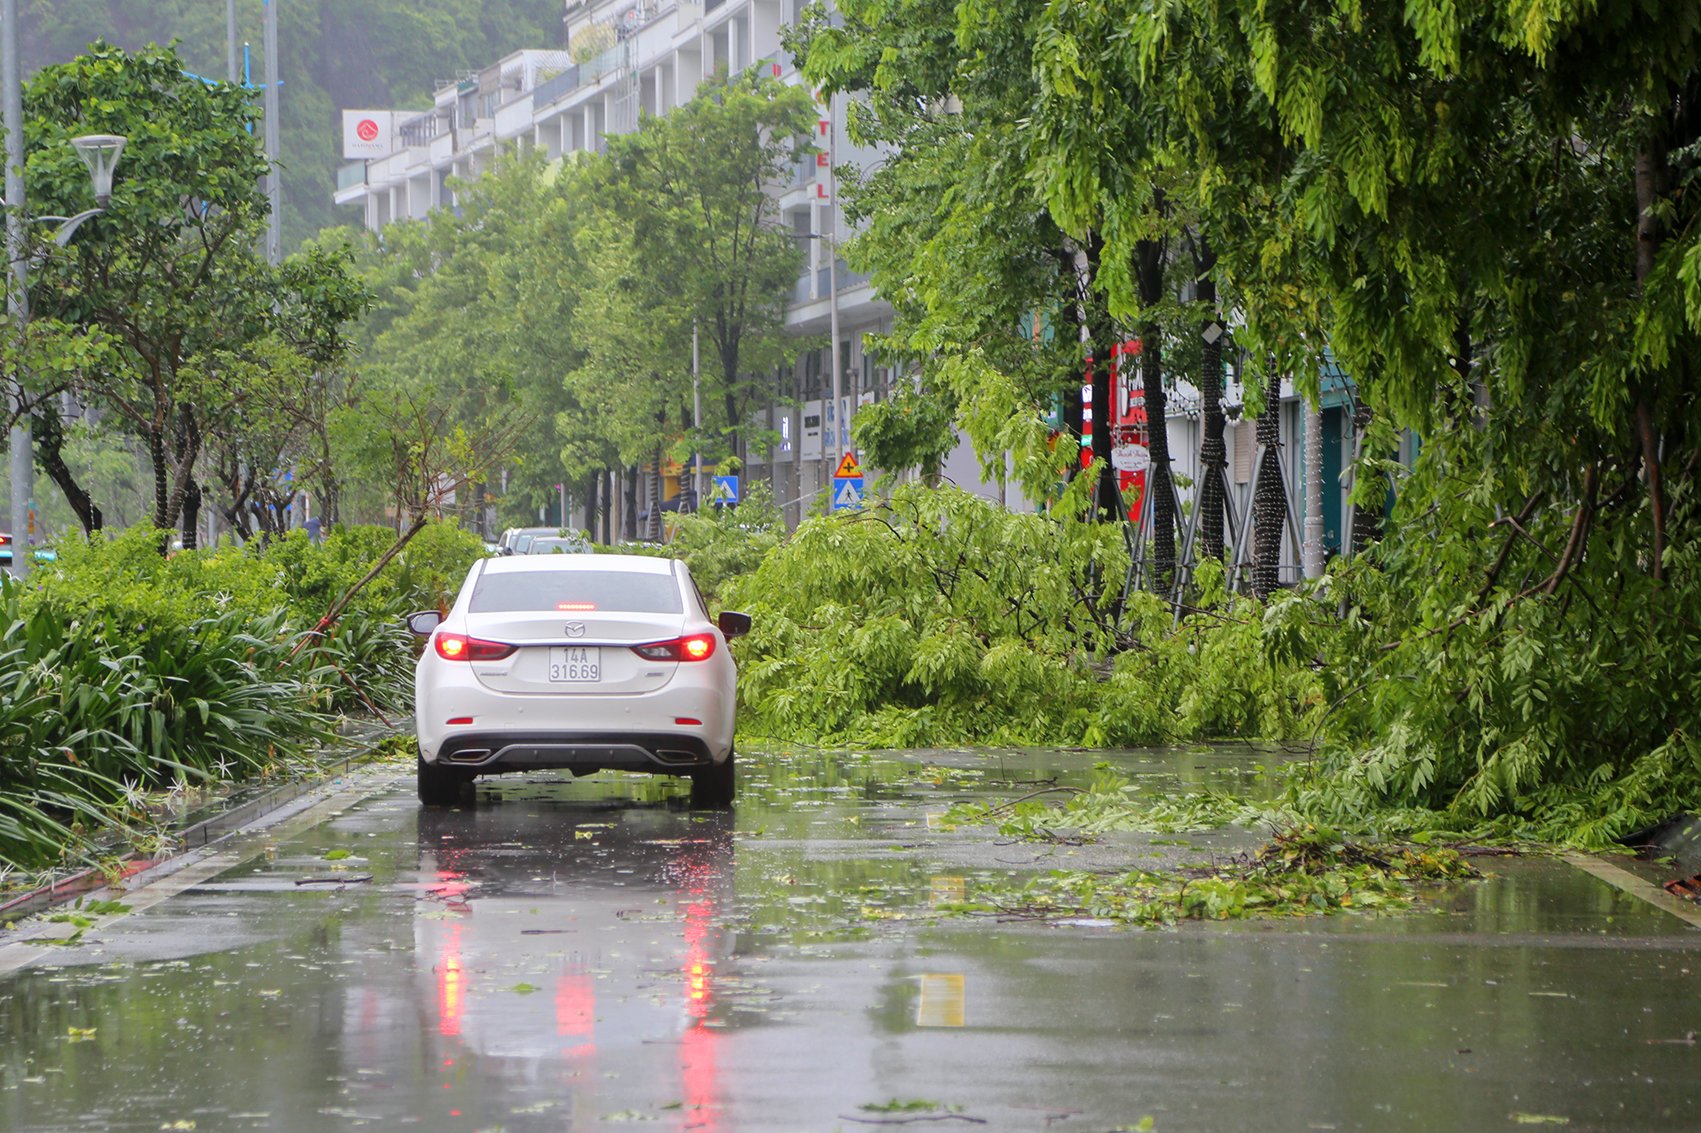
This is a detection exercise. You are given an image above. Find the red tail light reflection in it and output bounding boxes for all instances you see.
[679,880,720,1130]
[437,923,465,1038]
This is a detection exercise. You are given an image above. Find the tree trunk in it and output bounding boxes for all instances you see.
[1136,235,1175,587]
[646,450,664,542]
[1251,366,1288,598]
[582,470,600,539]
[163,405,201,537]
[32,407,101,534]
[180,479,201,551]
[148,426,170,532]
[622,467,638,541]
[319,474,340,529]
[1634,144,1669,582]
[1194,236,1226,563]
[214,450,254,541]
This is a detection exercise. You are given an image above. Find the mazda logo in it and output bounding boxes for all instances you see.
[564,622,587,638]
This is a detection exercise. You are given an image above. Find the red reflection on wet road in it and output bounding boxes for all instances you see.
[555,968,597,1058]
[679,875,720,1130]
[437,923,465,1037]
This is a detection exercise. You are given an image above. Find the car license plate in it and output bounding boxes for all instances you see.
[549,646,601,682]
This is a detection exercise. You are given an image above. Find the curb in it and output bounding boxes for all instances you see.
[0,730,401,923]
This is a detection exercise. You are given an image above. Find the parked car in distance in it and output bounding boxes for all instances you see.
[406,553,750,807]
[526,535,592,555]
[498,526,577,555]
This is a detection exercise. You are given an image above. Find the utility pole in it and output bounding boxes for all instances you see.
[263,0,281,268]
[4,0,31,579]
[227,0,239,82]
[261,0,302,530]
[691,318,703,509]
[819,92,842,491]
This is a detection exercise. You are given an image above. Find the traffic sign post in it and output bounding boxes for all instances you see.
[831,452,863,511]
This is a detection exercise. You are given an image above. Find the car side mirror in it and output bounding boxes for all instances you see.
[406,610,443,636]
[717,610,752,639]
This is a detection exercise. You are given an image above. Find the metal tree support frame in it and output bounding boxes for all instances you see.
[1117,424,1307,627]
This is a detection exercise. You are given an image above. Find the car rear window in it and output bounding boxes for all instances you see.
[469,569,683,615]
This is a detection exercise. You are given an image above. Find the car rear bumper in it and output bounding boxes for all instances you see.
[428,730,720,775]
[415,670,736,765]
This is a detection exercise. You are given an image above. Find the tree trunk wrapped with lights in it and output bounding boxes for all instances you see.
[1251,369,1286,598]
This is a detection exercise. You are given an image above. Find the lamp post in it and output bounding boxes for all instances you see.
[4,0,24,579]
[794,230,844,493]
[817,95,843,493]
[0,11,126,581]
[691,317,703,509]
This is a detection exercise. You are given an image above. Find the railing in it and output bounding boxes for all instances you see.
[336,162,366,191]
[399,114,444,148]
[581,44,625,84]
[532,65,583,108]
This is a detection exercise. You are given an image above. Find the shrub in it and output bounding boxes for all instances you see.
[0,519,486,869]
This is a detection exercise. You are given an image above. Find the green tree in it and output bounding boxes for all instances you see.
[795,0,1101,508]
[19,42,367,546]
[582,70,814,469]
[349,149,581,534]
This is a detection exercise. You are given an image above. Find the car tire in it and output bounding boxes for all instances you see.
[689,746,736,809]
[418,753,471,806]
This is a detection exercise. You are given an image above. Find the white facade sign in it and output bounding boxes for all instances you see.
[342,111,396,160]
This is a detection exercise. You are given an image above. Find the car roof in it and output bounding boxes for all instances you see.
[480,552,675,576]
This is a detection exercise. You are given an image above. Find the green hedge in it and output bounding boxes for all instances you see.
[0,521,486,870]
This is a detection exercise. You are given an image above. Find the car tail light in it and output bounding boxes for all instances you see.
[631,633,716,662]
[434,633,516,662]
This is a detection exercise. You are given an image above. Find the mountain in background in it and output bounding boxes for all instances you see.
[21,0,565,250]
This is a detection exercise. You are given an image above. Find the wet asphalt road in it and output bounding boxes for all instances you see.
[1,746,1698,1132]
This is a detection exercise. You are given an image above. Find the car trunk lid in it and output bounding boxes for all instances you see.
[463,611,683,694]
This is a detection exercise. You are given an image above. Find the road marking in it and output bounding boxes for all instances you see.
[1563,851,1701,930]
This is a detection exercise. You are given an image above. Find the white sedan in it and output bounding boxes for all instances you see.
[407,554,748,806]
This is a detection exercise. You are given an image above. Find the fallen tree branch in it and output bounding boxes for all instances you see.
[838,1116,987,1127]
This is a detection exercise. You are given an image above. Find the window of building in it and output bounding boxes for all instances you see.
[801,349,823,398]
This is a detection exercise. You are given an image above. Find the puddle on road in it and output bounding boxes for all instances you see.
[1,745,1698,1132]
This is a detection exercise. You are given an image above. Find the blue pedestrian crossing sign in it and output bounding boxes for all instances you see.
[833,478,863,510]
[710,475,740,506]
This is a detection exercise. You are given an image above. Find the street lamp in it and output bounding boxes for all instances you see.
[4,133,126,579]
[72,134,126,208]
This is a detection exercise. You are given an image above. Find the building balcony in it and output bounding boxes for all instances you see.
[533,65,583,108]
